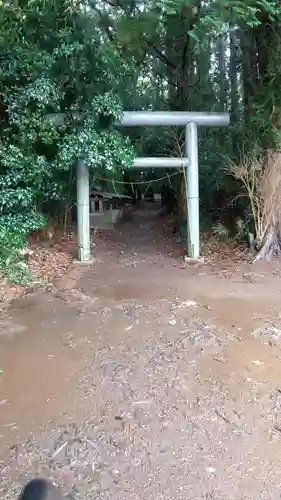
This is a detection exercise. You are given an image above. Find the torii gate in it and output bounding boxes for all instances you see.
[76,111,230,263]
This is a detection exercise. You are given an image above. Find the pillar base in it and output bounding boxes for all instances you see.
[184,255,205,264]
[73,256,96,266]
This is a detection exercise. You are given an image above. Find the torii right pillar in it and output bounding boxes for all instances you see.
[185,122,200,260]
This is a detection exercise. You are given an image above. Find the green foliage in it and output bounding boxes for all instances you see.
[0,143,48,282]
[57,109,134,171]
[112,0,281,223]
[0,145,51,213]
[0,229,30,285]
[1,1,135,168]
[0,0,135,282]
[212,221,231,239]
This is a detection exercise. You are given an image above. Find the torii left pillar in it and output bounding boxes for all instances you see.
[75,159,94,264]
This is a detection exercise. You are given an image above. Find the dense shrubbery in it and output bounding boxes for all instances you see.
[0,0,135,281]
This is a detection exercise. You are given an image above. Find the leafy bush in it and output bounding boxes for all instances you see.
[0,213,47,284]
[0,0,136,284]
[0,229,30,284]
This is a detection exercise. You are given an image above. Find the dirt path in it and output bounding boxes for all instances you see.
[2,207,281,499]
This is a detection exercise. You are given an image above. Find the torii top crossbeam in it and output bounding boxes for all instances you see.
[47,111,230,128]
[119,111,230,127]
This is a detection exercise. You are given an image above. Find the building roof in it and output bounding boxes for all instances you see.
[90,190,132,200]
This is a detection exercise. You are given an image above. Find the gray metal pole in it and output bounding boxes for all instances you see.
[120,111,230,127]
[76,159,91,262]
[133,157,189,168]
[185,123,200,259]
[46,111,230,128]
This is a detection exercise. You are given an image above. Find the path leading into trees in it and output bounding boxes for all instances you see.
[2,205,281,499]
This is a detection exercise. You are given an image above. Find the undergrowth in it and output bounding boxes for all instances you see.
[0,230,31,285]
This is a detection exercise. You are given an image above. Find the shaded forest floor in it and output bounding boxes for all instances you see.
[2,205,281,499]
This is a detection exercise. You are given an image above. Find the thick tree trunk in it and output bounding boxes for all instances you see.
[239,13,281,262]
[254,225,281,262]
[165,1,201,110]
[253,150,281,262]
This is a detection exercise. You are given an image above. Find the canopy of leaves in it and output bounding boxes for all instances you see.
[91,0,281,217]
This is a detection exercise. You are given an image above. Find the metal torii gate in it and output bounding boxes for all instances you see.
[76,111,230,263]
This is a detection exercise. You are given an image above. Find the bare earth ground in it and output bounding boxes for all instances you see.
[2,206,281,499]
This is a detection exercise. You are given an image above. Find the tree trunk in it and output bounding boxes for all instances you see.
[229,28,239,156]
[239,13,281,262]
[254,226,281,262]
[217,33,227,111]
[165,11,189,110]
[253,150,281,262]
[240,27,259,124]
